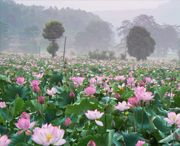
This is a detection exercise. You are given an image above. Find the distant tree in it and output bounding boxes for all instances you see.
[118,15,179,57]
[127,26,155,60]
[74,21,113,52]
[43,21,65,57]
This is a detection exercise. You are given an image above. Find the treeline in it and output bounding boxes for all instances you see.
[0,0,113,53]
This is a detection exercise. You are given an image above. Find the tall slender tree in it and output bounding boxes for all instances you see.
[43,21,65,57]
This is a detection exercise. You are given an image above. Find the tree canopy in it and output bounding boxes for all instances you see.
[127,26,155,60]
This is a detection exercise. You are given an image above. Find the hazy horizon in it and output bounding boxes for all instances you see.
[13,0,180,26]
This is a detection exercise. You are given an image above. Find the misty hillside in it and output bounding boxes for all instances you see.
[0,0,109,53]
[94,0,180,27]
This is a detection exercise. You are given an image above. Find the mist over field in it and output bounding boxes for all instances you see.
[0,0,179,60]
[0,1,180,146]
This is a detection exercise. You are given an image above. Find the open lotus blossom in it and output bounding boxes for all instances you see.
[46,87,57,96]
[85,109,104,126]
[84,86,96,96]
[136,140,145,146]
[71,77,84,87]
[134,86,154,102]
[32,124,66,146]
[127,77,135,87]
[16,77,25,85]
[15,112,35,133]
[0,135,11,146]
[115,101,130,112]
[164,112,180,128]
[0,102,6,108]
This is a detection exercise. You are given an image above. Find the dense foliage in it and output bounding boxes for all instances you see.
[118,15,180,57]
[0,54,179,146]
[43,21,65,57]
[0,0,108,52]
[127,26,155,60]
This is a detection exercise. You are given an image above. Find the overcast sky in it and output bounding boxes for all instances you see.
[14,0,170,11]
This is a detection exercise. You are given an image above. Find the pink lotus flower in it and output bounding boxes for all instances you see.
[114,76,125,81]
[128,97,139,106]
[114,93,120,99]
[0,102,6,108]
[32,124,66,146]
[87,140,96,146]
[71,77,84,87]
[46,87,57,96]
[136,140,145,146]
[145,77,152,83]
[164,112,180,128]
[178,83,180,90]
[33,72,44,79]
[31,80,40,93]
[134,86,154,102]
[84,86,96,96]
[20,112,30,119]
[85,109,104,126]
[38,96,45,104]
[115,101,130,112]
[0,135,11,146]
[89,78,97,85]
[64,117,72,127]
[16,112,35,131]
[69,91,75,98]
[31,80,40,86]
[127,77,135,87]
[16,77,25,85]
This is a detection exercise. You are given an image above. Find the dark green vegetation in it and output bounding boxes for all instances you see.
[43,21,65,57]
[127,26,155,60]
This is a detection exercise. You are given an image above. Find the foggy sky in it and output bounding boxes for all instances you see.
[14,0,170,11]
[14,0,180,26]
